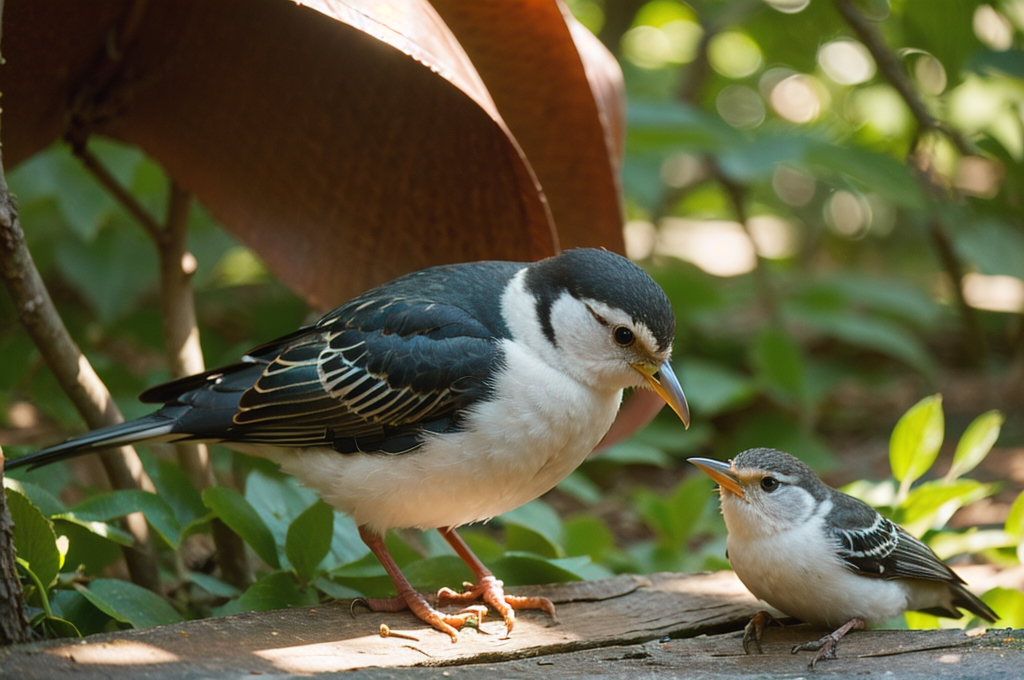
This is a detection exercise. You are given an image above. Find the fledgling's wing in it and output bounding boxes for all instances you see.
[828,491,997,622]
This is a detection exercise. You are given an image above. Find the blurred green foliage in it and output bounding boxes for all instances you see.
[4,0,1024,637]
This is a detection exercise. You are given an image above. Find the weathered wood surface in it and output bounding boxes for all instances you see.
[1,571,1020,679]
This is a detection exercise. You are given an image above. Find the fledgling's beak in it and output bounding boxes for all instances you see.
[632,360,690,429]
[687,457,745,499]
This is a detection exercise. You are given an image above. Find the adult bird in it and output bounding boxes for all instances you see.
[7,248,690,641]
[688,448,996,668]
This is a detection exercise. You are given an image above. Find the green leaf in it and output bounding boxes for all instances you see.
[953,218,1024,279]
[1005,490,1024,538]
[76,579,183,629]
[556,471,603,505]
[805,141,924,210]
[968,48,1024,79]
[311,576,362,600]
[564,516,615,562]
[215,571,318,616]
[947,411,1003,481]
[3,478,67,518]
[285,500,334,584]
[203,487,280,568]
[49,590,113,637]
[896,479,992,537]
[7,487,60,589]
[53,516,134,546]
[751,325,806,408]
[54,519,126,576]
[67,489,182,548]
[54,224,158,323]
[676,358,756,417]
[500,500,564,558]
[244,469,318,557]
[598,440,673,468]
[790,308,936,377]
[716,133,810,183]
[39,616,82,639]
[890,394,944,491]
[489,553,609,586]
[981,587,1024,628]
[149,458,208,528]
[186,572,242,598]
[402,555,475,592]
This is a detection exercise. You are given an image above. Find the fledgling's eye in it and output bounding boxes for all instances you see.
[760,476,780,492]
[613,326,635,347]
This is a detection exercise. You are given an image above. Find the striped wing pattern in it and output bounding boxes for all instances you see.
[831,498,959,583]
[221,295,500,452]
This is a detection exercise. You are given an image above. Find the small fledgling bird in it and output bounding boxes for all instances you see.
[7,248,690,641]
[688,448,996,668]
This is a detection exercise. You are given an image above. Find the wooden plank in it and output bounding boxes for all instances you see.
[0,571,760,677]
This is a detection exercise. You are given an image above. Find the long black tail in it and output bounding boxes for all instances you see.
[953,582,999,623]
[4,414,182,472]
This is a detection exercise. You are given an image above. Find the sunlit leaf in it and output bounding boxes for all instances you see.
[981,587,1024,629]
[7,487,60,590]
[1006,490,1024,538]
[67,489,182,548]
[947,411,1003,481]
[896,479,992,537]
[203,487,280,569]
[890,394,944,492]
[928,528,1016,561]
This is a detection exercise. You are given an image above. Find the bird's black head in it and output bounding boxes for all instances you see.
[524,248,676,352]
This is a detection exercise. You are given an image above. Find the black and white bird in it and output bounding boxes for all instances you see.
[7,248,690,641]
[688,448,996,668]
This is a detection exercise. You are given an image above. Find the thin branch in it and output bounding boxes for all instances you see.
[836,0,989,366]
[835,0,976,157]
[159,182,252,588]
[0,148,160,595]
[72,145,163,243]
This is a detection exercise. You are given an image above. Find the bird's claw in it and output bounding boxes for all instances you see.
[791,617,865,669]
[742,610,779,654]
[349,592,485,643]
[437,575,556,637]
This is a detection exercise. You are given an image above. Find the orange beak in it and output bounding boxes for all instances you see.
[687,457,745,499]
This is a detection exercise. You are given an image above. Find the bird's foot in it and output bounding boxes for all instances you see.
[791,617,866,669]
[742,610,781,654]
[351,594,486,643]
[437,574,556,637]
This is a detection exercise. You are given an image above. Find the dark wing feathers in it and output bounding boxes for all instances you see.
[828,490,998,622]
[7,262,519,470]
[830,492,957,582]
[170,293,504,452]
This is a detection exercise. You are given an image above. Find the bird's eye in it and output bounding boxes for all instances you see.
[613,326,635,347]
[760,476,779,492]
